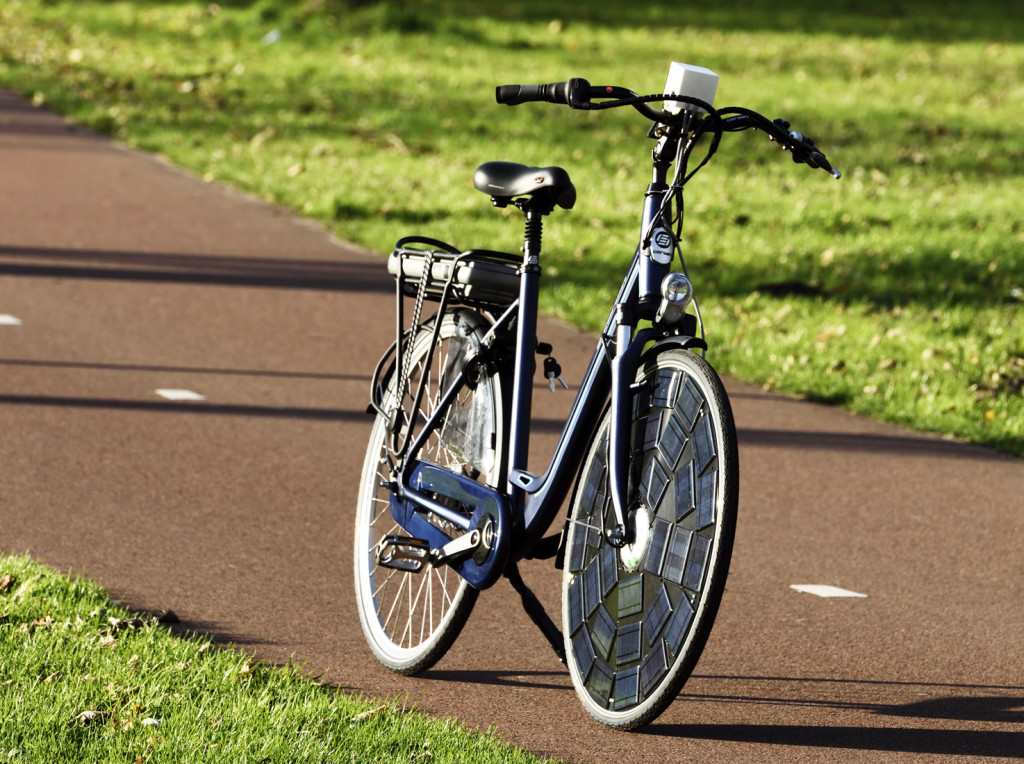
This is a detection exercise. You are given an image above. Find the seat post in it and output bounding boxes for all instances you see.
[506,201,549,493]
[522,206,544,268]
[517,189,557,269]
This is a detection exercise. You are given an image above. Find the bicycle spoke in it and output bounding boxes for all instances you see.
[404,567,432,648]
[369,497,393,529]
[371,561,403,601]
[379,570,409,636]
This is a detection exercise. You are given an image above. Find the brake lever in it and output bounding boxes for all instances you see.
[809,149,842,180]
[786,128,842,179]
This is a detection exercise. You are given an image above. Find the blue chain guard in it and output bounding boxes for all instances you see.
[389,462,511,590]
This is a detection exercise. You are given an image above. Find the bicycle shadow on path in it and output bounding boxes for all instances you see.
[423,664,1024,756]
[643,675,1024,757]
[648,722,1024,758]
[423,669,571,693]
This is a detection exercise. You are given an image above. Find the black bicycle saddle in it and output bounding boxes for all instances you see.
[473,161,576,210]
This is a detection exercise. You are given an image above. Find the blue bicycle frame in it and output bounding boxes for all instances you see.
[389,173,702,590]
[380,75,842,595]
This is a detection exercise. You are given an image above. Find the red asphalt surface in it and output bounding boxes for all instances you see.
[2,89,1023,762]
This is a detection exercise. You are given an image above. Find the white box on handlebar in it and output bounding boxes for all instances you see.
[664,61,719,115]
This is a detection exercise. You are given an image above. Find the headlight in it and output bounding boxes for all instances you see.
[655,272,694,326]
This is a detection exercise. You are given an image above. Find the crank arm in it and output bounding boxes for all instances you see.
[430,529,483,565]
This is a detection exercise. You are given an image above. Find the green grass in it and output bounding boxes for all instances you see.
[0,554,555,763]
[0,0,1021,455]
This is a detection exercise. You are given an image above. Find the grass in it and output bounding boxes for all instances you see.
[0,554,556,763]
[0,0,1021,456]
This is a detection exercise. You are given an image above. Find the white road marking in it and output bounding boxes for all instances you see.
[155,389,207,402]
[0,314,23,325]
[791,584,868,598]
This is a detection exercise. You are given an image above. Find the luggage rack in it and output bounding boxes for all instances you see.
[371,237,523,462]
[386,235,521,310]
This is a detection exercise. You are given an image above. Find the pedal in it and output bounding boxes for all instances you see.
[376,535,431,573]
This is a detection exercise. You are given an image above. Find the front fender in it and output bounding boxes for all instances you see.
[640,331,708,360]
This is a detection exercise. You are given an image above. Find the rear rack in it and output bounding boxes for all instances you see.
[387,236,521,310]
[370,237,522,471]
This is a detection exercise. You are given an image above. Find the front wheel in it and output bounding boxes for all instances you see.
[562,348,738,730]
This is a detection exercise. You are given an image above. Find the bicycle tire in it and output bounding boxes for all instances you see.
[354,309,504,674]
[562,348,738,729]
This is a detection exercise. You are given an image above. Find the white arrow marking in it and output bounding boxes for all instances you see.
[155,389,207,402]
[791,584,868,598]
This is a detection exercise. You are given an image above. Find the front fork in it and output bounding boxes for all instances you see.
[606,180,676,547]
[607,320,645,547]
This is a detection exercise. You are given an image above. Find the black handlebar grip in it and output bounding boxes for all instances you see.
[495,80,575,106]
[496,84,545,105]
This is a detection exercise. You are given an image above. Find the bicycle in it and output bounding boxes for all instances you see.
[354,63,840,730]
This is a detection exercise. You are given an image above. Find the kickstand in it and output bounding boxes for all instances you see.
[505,562,566,664]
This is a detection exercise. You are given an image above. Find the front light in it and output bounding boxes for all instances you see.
[655,272,694,326]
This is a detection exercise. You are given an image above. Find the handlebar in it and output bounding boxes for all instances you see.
[495,77,841,180]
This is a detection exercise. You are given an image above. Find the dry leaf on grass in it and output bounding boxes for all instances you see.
[98,633,117,648]
[13,574,43,600]
[108,616,147,632]
[73,710,109,726]
[351,705,387,724]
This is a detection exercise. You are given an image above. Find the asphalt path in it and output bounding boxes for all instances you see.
[2,89,1023,762]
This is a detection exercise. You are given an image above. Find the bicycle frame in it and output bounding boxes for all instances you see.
[380,81,842,590]
[389,145,703,589]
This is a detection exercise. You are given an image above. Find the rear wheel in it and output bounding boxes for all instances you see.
[562,348,738,729]
[354,309,504,674]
